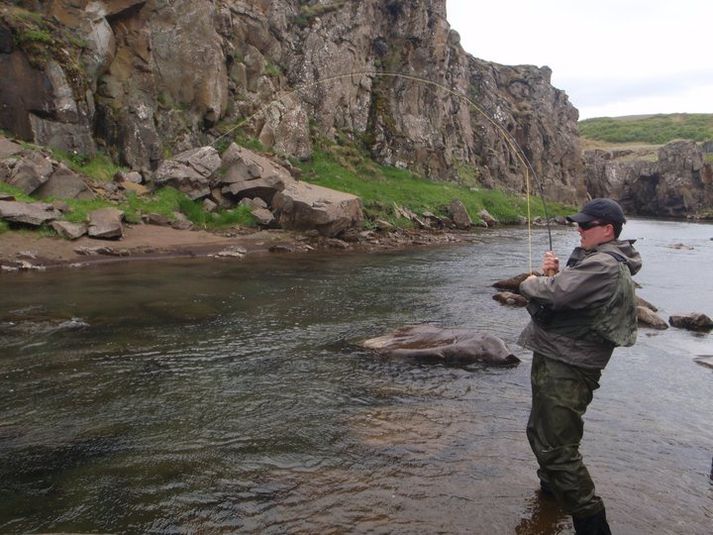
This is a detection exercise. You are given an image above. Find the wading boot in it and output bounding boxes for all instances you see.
[572,508,612,535]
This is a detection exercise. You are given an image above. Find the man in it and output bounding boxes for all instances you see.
[518,198,642,535]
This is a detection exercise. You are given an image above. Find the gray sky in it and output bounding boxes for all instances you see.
[446,0,713,119]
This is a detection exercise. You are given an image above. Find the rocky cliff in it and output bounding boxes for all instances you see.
[0,0,584,203]
[583,141,713,218]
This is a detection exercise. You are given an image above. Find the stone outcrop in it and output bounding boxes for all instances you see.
[154,146,222,200]
[219,143,291,204]
[0,200,62,226]
[34,163,93,200]
[2,147,93,200]
[0,1,584,201]
[583,140,713,218]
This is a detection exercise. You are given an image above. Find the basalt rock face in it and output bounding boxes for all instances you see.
[0,1,584,202]
[583,141,713,218]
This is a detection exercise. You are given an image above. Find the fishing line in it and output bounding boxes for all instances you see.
[212,70,554,269]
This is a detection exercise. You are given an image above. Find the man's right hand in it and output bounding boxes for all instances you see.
[542,251,560,276]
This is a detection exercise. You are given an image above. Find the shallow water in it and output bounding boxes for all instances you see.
[1,219,711,534]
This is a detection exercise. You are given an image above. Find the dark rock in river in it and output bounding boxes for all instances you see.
[669,313,713,332]
[361,324,520,366]
[637,306,668,330]
[636,295,658,312]
[693,356,713,370]
[493,292,528,307]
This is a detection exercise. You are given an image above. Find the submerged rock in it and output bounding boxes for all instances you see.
[694,356,713,370]
[361,324,520,366]
[636,295,658,312]
[493,272,539,292]
[669,313,713,332]
[493,291,528,307]
[637,306,668,330]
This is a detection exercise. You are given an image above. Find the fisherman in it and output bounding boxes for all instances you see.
[518,198,642,534]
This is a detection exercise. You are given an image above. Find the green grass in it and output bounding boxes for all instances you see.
[52,149,126,182]
[0,182,34,202]
[298,147,571,226]
[60,187,257,229]
[16,28,53,45]
[579,113,713,144]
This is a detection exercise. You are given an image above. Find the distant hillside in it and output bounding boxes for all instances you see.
[579,113,713,144]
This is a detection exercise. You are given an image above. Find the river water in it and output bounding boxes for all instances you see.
[1,219,711,534]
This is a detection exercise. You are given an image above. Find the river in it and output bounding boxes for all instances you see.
[1,219,711,534]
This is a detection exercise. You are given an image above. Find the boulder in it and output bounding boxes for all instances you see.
[34,163,93,200]
[142,213,171,226]
[447,199,472,229]
[7,152,54,194]
[154,146,222,200]
[171,211,193,230]
[478,208,498,227]
[637,306,668,330]
[250,207,276,227]
[51,221,87,240]
[493,291,528,307]
[669,313,713,332]
[272,181,363,237]
[361,324,520,366]
[0,200,62,226]
[0,136,22,158]
[239,197,268,210]
[636,295,658,312]
[218,144,293,204]
[87,207,124,239]
[202,198,218,212]
[694,356,713,370]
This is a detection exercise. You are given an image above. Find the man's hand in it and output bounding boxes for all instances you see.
[542,251,560,276]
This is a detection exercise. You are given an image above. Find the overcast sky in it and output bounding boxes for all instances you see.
[446,0,713,120]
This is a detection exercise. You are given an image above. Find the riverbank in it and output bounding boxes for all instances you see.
[0,223,480,272]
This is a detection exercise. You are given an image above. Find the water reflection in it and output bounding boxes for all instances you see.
[515,491,569,535]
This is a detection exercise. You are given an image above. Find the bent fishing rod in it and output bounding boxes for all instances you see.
[213,70,555,268]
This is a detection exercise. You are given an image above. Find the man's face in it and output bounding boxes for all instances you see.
[576,220,614,249]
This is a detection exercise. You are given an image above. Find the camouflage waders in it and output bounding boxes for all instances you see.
[526,352,605,518]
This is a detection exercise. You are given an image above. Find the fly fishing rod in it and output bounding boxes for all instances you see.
[213,70,555,269]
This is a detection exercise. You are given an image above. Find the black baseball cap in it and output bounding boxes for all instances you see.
[566,198,626,224]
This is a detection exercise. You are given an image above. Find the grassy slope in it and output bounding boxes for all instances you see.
[298,144,571,226]
[2,135,573,237]
[579,113,713,145]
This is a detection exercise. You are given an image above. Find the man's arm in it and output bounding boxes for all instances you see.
[520,254,619,310]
